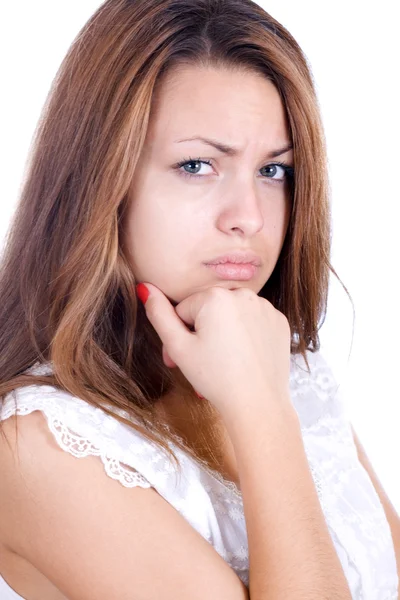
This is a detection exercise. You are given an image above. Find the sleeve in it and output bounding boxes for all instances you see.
[1,381,155,490]
[1,372,235,554]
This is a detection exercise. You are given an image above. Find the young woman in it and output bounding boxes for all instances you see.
[0,1,398,599]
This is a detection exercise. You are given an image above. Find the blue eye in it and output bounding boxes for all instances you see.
[174,157,294,183]
[177,158,213,177]
[260,163,294,180]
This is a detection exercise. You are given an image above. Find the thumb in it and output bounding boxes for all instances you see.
[136,283,191,363]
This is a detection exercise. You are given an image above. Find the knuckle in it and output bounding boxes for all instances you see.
[258,294,272,306]
[238,287,254,298]
[207,287,227,301]
[279,312,291,332]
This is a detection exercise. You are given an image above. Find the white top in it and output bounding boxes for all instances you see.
[0,350,398,600]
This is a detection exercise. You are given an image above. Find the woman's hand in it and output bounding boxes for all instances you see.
[137,283,293,420]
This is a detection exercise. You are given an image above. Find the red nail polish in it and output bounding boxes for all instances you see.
[136,283,150,305]
[195,391,204,399]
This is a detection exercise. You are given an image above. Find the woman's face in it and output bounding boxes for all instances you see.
[123,65,293,304]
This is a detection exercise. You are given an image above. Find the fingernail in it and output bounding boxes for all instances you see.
[136,283,150,305]
[195,390,204,399]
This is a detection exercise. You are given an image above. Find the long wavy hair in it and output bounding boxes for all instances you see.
[0,0,353,477]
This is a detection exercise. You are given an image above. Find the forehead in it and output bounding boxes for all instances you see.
[147,65,290,146]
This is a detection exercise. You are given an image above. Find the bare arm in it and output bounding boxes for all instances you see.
[0,411,249,600]
[351,425,400,599]
[137,282,353,598]
[223,398,352,600]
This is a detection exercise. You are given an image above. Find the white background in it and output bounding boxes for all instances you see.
[1,2,399,509]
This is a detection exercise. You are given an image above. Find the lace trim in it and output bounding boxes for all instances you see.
[4,357,398,598]
[1,396,151,490]
[17,362,247,497]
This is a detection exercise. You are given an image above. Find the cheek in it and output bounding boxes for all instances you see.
[261,202,291,261]
[264,197,290,231]
[126,197,200,275]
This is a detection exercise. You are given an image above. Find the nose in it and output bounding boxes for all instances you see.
[215,178,264,237]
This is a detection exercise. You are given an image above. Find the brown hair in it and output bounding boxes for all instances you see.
[0,0,353,477]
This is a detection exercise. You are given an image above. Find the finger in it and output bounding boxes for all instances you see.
[162,345,177,368]
[162,345,202,397]
[137,282,192,362]
[173,288,217,331]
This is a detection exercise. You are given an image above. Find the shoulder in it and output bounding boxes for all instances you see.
[289,348,349,430]
[0,409,249,600]
[0,370,215,521]
[0,369,164,489]
[0,381,250,599]
[290,348,340,395]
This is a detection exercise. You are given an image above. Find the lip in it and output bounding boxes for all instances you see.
[204,251,262,267]
[205,263,258,280]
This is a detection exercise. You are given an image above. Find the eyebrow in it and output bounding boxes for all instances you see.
[174,136,293,159]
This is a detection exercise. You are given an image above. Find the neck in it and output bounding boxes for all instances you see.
[154,380,239,486]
